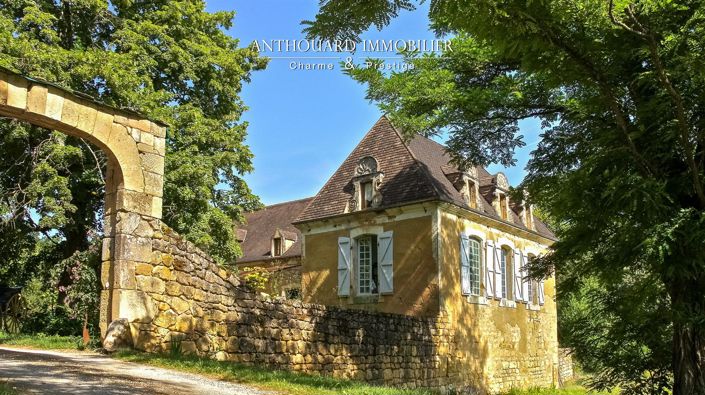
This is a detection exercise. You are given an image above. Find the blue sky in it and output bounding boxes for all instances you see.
[207,0,542,205]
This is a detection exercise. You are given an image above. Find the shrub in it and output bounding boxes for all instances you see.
[241,267,270,292]
[22,277,81,336]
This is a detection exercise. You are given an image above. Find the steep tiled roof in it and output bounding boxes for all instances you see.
[295,116,555,240]
[237,197,314,264]
[296,117,438,222]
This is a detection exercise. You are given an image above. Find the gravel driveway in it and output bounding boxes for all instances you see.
[0,347,271,395]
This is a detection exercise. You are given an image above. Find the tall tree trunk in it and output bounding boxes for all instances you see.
[671,278,705,394]
[673,322,705,394]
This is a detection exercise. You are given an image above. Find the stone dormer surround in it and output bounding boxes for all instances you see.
[515,192,535,231]
[349,156,384,212]
[491,172,511,220]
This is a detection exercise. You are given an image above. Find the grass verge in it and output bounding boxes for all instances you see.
[0,333,612,395]
[114,350,435,395]
[115,351,610,395]
[502,382,616,395]
[0,332,79,350]
[0,381,19,395]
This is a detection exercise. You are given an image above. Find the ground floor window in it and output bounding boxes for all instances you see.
[357,235,378,294]
[500,247,509,299]
[285,288,301,300]
[468,238,481,295]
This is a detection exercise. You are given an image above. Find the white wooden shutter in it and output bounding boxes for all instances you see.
[494,245,503,299]
[485,240,494,297]
[460,233,471,295]
[378,231,394,294]
[337,237,351,296]
[521,253,530,303]
[538,279,545,305]
[513,249,523,302]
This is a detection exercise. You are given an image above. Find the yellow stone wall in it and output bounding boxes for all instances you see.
[301,213,440,317]
[438,207,558,392]
[298,202,558,393]
[136,224,455,390]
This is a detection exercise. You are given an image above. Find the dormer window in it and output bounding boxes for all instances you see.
[500,194,508,220]
[360,181,373,209]
[445,166,480,209]
[273,237,282,257]
[492,173,511,221]
[465,178,478,209]
[270,229,297,257]
[350,156,384,212]
[516,191,535,230]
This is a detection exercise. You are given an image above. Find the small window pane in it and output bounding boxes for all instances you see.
[500,248,508,299]
[469,239,481,295]
[357,236,378,294]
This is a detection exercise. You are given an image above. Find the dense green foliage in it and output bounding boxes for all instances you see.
[0,0,266,272]
[0,0,266,333]
[306,0,705,393]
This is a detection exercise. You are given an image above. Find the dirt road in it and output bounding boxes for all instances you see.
[0,347,271,395]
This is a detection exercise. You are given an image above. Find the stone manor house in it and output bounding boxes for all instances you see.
[236,116,558,390]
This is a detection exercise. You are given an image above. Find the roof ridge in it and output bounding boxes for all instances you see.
[257,196,315,210]
[386,118,445,200]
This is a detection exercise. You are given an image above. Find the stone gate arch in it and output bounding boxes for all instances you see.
[0,69,166,336]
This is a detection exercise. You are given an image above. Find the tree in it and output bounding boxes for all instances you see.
[305,1,705,393]
[0,0,266,274]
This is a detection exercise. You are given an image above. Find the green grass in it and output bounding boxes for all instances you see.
[114,350,435,395]
[0,381,19,395]
[0,332,80,350]
[0,333,611,395]
[502,382,616,395]
[114,351,614,395]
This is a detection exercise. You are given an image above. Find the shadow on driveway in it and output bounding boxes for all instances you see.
[0,347,269,395]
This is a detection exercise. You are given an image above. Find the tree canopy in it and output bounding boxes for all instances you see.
[0,0,267,276]
[305,0,705,393]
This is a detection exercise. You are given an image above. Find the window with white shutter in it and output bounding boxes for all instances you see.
[377,231,393,294]
[538,279,545,305]
[521,253,530,303]
[337,237,351,296]
[469,239,481,295]
[461,234,482,296]
[513,249,523,302]
[460,233,471,295]
[496,246,506,299]
[485,241,495,297]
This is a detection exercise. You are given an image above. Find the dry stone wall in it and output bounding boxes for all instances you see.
[132,224,455,390]
[558,348,574,384]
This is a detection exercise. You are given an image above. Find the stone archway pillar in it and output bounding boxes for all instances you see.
[100,120,166,336]
[0,69,166,337]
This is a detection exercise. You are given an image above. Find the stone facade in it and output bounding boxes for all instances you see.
[438,206,559,393]
[292,117,560,393]
[298,202,559,393]
[558,348,574,385]
[136,224,462,390]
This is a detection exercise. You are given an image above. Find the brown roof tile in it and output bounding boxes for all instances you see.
[294,116,555,240]
[237,197,314,263]
[296,116,438,222]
